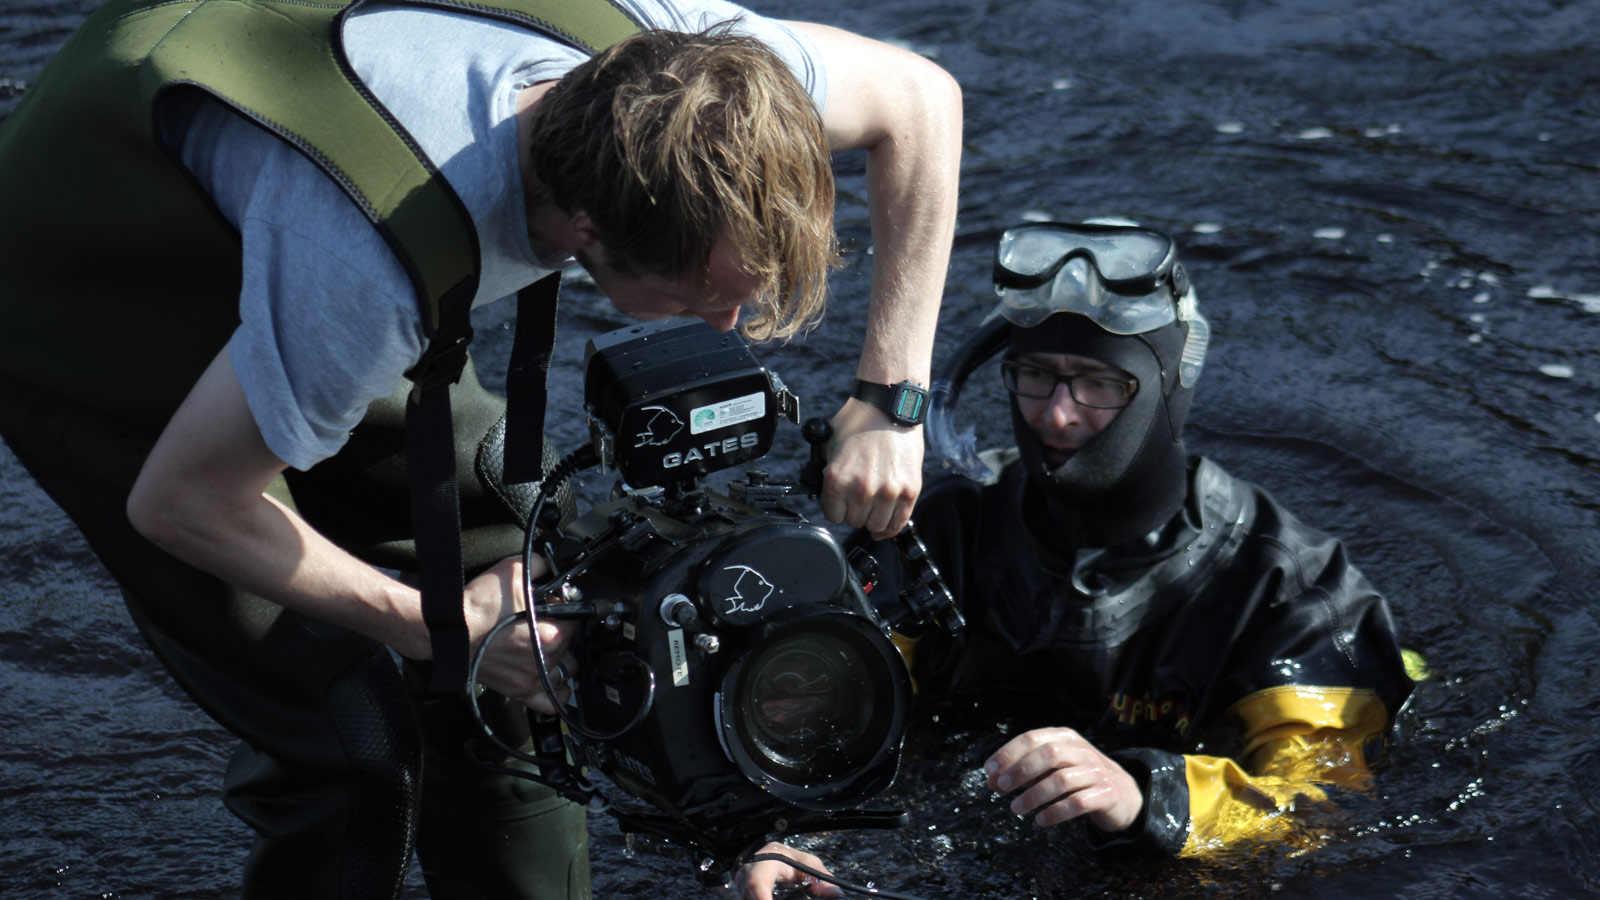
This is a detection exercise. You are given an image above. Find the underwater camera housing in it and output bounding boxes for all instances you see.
[500,319,959,880]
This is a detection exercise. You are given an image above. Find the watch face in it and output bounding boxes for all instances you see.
[891,385,927,425]
[854,380,927,426]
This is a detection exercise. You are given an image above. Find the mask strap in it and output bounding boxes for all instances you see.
[926,311,1010,483]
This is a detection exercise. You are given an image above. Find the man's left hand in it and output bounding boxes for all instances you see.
[819,397,923,540]
[985,727,1144,833]
[732,842,843,900]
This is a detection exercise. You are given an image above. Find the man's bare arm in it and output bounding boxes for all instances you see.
[788,21,963,539]
[126,348,572,708]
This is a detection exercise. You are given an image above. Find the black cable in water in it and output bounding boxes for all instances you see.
[743,852,939,900]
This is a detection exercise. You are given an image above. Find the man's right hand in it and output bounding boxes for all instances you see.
[985,727,1144,833]
[463,555,579,715]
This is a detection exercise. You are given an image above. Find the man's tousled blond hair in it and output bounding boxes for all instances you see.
[528,25,840,340]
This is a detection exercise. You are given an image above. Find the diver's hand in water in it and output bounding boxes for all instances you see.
[820,398,923,540]
[462,555,578,714]
[985,727,1144,833]
[734,842,843,900]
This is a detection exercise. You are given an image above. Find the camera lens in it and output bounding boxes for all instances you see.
[748,639,862,761]
[727,617,898,789]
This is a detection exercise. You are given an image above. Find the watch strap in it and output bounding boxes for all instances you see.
[851,379,928,427]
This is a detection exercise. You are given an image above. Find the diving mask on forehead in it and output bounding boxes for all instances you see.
[993,221,1210,386]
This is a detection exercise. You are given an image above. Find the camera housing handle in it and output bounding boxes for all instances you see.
[800,417,964,638]
[799,416,832,498]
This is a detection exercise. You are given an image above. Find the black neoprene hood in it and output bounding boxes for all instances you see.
[1007,311,1195,548]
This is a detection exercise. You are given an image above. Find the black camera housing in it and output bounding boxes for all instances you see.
[548,485,912,859]
[516,319,917,873]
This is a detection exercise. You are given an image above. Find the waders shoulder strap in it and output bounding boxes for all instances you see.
[504,274,563,487]
[405,303,477,694]
[405,271,561,695]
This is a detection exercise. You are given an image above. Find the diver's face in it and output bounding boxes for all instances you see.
[1012,352,1130,469]
[580,236,759,334]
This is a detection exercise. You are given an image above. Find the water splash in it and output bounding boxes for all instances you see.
[1528,284,1600,314]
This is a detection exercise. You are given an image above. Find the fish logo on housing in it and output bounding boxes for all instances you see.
[633,405,684,448]
[719,565,775,615]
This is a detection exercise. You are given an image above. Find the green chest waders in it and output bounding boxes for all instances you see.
[0,1,638,896]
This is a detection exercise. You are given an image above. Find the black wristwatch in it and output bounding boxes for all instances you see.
[851,379,929,427]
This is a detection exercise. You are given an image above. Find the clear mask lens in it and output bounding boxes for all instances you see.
[998,227,1170,282]
[996,258,1178,334]
[994,224,1182,334]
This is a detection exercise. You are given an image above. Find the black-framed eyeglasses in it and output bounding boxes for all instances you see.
[1000,360,1138,409]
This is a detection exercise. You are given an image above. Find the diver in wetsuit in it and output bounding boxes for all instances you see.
[738,222,1414,897]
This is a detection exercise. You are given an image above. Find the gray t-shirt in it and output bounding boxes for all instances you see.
[179,1,824,470]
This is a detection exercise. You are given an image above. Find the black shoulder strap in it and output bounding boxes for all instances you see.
[410,274,561,694]
[406,280,477,694]
[504,272,562,486]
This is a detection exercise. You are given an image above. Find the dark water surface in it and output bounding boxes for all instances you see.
[3,1,1598,897]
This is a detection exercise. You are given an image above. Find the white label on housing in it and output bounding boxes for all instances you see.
[667,628,690,687]
[690,392,766,435]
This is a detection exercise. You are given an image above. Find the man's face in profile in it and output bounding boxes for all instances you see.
[582,235,760,334]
